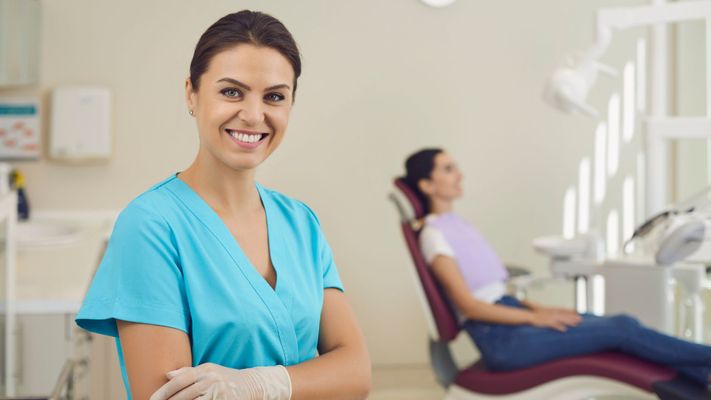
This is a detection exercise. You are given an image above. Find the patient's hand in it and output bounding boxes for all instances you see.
[544,306,579,317]
[530,309,582,332]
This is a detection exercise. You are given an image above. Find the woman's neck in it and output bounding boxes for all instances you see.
[429,198,453,215]
[179,151,262,217]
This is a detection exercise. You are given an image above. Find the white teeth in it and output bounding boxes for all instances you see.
[229,130,262,144]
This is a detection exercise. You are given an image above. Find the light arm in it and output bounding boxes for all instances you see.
[599,2,711,31]
[587,1,711,60]
[545,1,711,118]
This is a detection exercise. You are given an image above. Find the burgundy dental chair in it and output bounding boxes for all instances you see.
[390,177,710,400]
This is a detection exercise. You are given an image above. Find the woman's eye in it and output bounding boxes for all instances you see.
[221,88,241,98]
[265,93,285,102]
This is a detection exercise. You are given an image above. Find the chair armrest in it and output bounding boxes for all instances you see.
[505,264,531,278]
[507,270,563,300]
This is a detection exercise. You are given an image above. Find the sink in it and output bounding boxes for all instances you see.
[16,220,83,248]
[10,211,117,307]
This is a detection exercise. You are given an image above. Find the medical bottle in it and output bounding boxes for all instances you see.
[12,170,30,220]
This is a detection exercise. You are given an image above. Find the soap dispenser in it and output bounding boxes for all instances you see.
[11,170,30,220]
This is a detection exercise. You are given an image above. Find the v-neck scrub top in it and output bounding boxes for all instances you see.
[75,175,343,394]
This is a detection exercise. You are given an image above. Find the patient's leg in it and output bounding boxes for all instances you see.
[465,314,711,385]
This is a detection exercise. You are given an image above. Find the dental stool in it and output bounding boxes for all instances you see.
[389,177,710,400]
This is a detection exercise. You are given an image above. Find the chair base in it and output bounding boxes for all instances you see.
[445,375,656,400]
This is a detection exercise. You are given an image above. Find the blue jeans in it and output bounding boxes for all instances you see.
[463,296,711,386]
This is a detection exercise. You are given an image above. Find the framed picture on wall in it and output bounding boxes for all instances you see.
[0,98,40,160]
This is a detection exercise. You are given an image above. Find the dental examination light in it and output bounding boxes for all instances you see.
[543,54,617,118]
[625,186,711,266]
[655,217,705,265]
[543,1,711,119]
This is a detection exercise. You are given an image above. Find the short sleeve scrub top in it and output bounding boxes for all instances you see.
[75,175,343,395]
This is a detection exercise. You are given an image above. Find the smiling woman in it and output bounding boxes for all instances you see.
[75,10,371,400]
[186,44,293,175]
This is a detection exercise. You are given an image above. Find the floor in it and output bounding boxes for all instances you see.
[370,364,445,400]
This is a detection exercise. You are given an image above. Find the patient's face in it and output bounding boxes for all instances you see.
[427,152,463,201]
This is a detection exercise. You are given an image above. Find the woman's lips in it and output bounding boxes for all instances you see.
[225,129,268,149]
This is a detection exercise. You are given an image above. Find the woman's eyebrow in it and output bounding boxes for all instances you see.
[215,78,290,92]
[216,77,250,89]
[265,83,291,91]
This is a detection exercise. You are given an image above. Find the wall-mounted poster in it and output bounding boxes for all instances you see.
[0,98,40,160]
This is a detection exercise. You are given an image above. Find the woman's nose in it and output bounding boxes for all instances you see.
[237,98,265,126]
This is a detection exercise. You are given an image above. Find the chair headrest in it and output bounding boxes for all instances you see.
[393,177,426,220]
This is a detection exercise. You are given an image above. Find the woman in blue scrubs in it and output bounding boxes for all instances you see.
[76,11,371,400]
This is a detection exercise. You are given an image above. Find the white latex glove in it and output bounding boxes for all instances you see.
[149,363,292,400]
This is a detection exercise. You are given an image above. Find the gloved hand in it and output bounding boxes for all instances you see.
[149,363,292,400]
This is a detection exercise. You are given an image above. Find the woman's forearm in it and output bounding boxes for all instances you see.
[287,342,371,400]
[519,299,542,311]
[460,300,534,325]
[284,288,371,399]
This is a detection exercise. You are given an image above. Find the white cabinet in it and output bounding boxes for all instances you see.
[15,313,73,396]
[86,333,125,399]
[0,0,41,86]
[5,314,124,398]
[0,210,119,397]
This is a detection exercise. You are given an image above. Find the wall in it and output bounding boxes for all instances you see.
[676,17,707,200]
[0,0,650,365]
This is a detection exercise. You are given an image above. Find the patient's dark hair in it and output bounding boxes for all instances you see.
[404,148,443,215]
[189,10,301,97]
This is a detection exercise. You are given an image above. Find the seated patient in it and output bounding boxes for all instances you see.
[404,148,711,388]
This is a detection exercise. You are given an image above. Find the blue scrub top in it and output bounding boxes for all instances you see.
[75,175,343,396]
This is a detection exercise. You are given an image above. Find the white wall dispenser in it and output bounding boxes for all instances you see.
[50,86,112,161]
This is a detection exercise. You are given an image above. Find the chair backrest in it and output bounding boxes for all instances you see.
[391,178,460,342]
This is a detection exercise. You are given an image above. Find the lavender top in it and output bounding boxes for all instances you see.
[420,212,508,303]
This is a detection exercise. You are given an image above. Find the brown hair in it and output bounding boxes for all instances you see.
[404,148,443,215]
[189,10,301,97]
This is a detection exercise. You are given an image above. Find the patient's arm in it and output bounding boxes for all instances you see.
[117,320,192,400]
[430,255,533,324]
[430,255,580,331]
[520,299,578,317]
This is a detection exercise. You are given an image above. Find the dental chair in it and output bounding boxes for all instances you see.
[390,177,710,400]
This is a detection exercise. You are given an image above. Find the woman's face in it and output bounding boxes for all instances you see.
[420,152,463,202]
[185,44,295,172]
